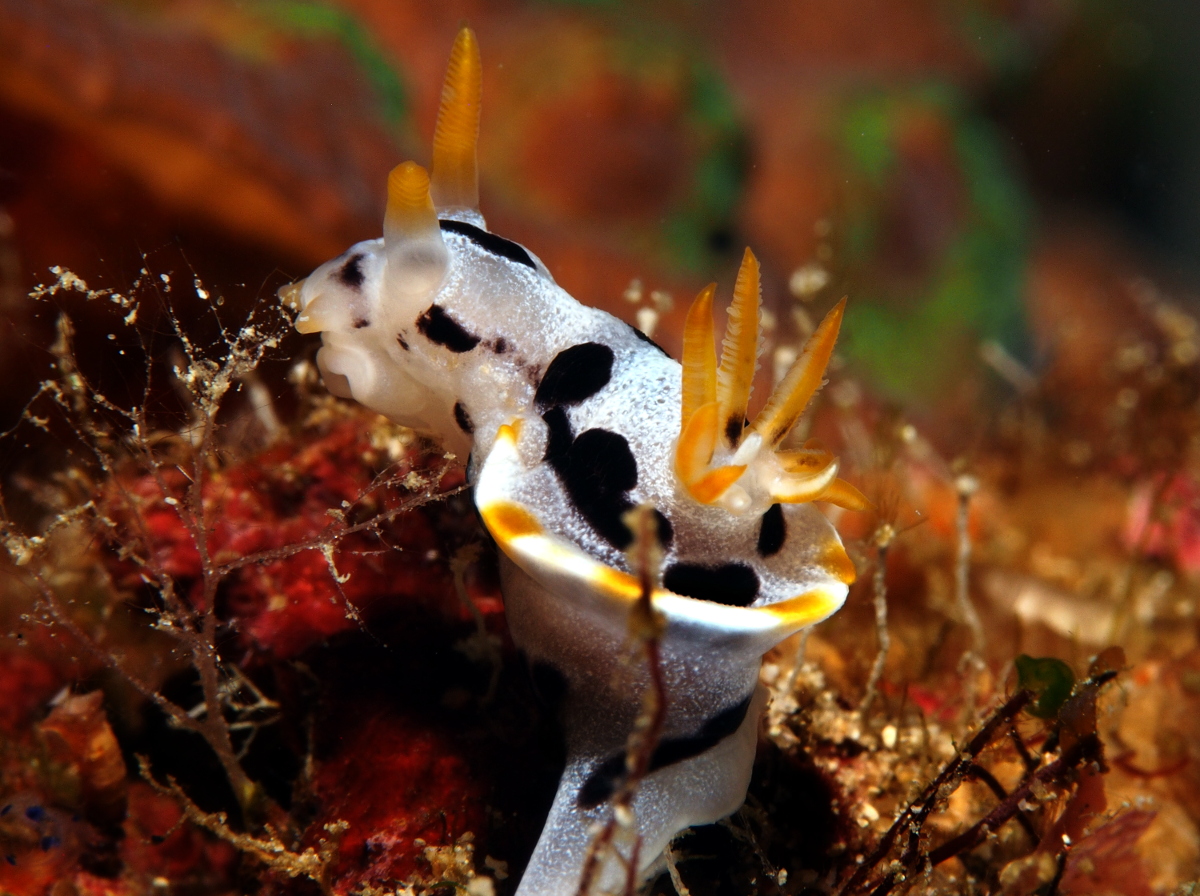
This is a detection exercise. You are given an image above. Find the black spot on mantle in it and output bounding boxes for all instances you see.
[534,343,614,410]
[416,305,481,353]
[757,503,786,557]
[663,562,759,607]
[338,254,364,289]
[578,693,754,808]
[541,407,574,462]
[627,321,670,357]
[453,401,473,435]
[439,219,536,270]
[725,414,746,447]
[652,508,673,548]
[541,410,638,550]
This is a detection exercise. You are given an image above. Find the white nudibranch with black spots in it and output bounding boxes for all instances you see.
[281,27,867,896]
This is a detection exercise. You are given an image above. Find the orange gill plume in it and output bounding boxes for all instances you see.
[716,248,762,450]
[674,249,870,512]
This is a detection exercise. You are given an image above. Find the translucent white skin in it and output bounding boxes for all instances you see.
[291,209,851,895]
[498,560,769,896]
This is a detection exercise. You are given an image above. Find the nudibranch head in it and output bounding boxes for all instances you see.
[281,28,555,457]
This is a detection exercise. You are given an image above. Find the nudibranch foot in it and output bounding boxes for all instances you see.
[513,685,767,896]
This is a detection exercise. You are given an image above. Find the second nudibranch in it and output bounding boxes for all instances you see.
[283,27,866,896]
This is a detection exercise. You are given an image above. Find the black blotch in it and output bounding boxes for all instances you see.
[542,409,640,550]
[627,322,670,357]
[578,694,753,809]
[4,854,14,866]
[440,219,536,269]
[493,337,509,354]
[397,333,409,351]
[652,509,674,548]
[541,407,574,463]
[534,342,615,409]
[553,428,638,549]
[663,562,759,607]
[578,753,626,809]
[523,361,543,388]
[416,305,481,353]
[724,415,744,446]
[40,836,59,852]
[756,503,786,557]
[453,402,473,435]
[338,253,364,288]
[649,694,753,770]
[24,806,43,822]
[352,317,370,329]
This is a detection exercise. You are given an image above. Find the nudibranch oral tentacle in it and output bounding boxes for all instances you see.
[282,26,862,896]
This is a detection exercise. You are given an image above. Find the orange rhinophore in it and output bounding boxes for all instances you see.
[430,26,483,213]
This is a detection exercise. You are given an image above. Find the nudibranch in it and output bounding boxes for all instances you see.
[281,27,865,896]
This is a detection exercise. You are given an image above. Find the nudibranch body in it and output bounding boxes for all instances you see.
[283,28,865,896]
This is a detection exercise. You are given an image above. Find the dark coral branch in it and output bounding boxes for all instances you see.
[836,688,1034,896]
[962,762,1038,843]
[1043,848,1069,896]
[925,734,1101,867]
[1008,719,1037,773]
[841,665,1121,896]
